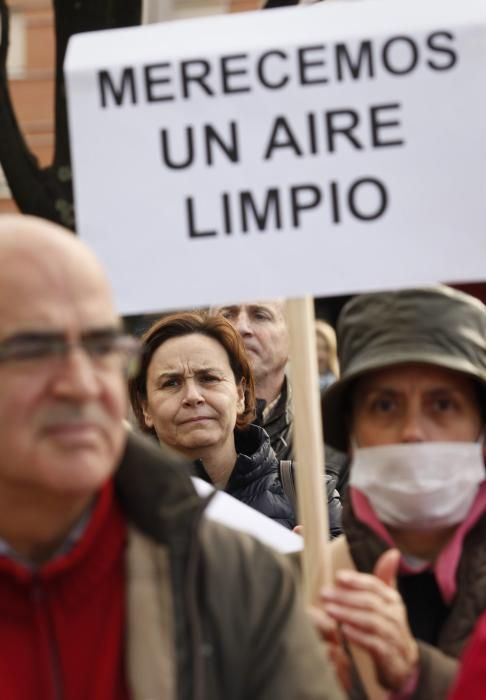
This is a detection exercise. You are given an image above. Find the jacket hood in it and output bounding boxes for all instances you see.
[228,424,279,490]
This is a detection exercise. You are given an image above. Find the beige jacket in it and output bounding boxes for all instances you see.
[117,434,346,700]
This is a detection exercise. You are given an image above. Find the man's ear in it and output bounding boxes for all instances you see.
[236,379,246,415]
[141,401,154,429]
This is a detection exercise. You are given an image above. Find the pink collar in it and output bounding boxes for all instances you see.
[350,482,486,604]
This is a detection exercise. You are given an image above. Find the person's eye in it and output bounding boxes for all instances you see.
[200,373,220,384]
[161,377,181,389]
[83,331,132,358]
[84,337,116,356]
[369,397,397,414]
[431,396,456,413]
[253,311,271,321]
[20,341,54,359]
[3,338,58,360]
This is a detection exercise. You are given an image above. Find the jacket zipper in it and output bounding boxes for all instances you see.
[32,577,64,700]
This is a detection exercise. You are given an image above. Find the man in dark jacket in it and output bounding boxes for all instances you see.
[212,300,293,460]
[320,287,486,699]
[0,213,345,700]
[211,300,343,534]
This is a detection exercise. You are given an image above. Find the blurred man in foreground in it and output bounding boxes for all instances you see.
[0,214,344,700]
[320,287,486,698]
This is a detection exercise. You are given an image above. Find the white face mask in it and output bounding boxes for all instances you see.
[350,442,485,530]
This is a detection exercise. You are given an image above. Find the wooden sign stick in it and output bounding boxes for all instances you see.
[286,296,330,601]
[287,298,386,700]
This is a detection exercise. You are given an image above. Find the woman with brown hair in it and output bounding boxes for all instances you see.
[129,311,297,529]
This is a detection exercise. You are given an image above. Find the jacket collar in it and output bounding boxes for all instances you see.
[115,432,209,546]
[255,376,291,426]
[348,484,486,604]
[228,425,277,489]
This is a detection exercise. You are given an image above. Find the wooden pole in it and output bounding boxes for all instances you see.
[286,296,330,602]
[287,297,387,700]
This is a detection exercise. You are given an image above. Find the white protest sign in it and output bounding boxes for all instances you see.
[65,0,486,315]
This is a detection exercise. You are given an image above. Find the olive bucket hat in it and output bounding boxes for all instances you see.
[323,286,486,452]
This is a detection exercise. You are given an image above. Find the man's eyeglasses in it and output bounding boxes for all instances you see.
[0,329,141,377]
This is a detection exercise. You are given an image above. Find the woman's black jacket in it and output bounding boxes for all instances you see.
[194,424,342,536]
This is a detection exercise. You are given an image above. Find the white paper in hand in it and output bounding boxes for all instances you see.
[192,477,303,554]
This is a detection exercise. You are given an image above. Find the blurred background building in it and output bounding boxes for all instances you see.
[0,0,54,213]
[0,0,259,215]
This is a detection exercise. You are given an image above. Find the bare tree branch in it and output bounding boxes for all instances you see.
[0,0,142,231]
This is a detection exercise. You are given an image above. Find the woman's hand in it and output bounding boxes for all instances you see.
[308,604,351,691]
[319,549,419,692]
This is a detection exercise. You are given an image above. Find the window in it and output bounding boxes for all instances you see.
[3,10,27,77]
[143,0,229,23]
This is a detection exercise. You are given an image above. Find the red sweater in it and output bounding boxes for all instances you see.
[448,612,486,699]
[0,483,130,700]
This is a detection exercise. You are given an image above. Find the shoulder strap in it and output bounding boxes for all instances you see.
[330,536,387,700]
[279,460,298,515]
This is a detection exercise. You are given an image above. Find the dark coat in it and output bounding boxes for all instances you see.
[228,424,296,528]
[195,424,342,535]
[255,377,293,462]
[194,424,296,529]
[255,378,350,509]
[343,497,486,699]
